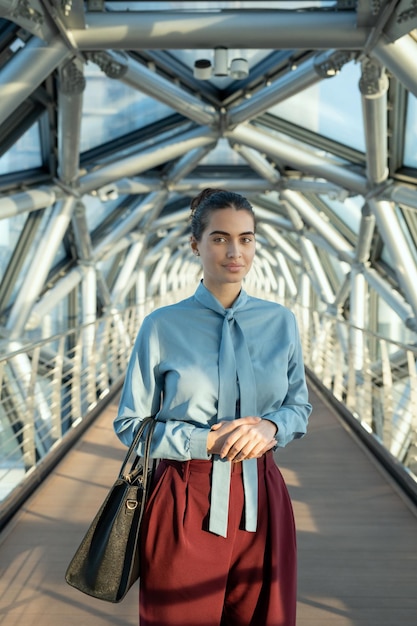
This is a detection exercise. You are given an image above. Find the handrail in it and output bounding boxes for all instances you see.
[1,288,416,529]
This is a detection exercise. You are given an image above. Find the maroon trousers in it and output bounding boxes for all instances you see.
[139,452,297,626]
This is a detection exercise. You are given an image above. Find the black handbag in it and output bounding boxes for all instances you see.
[65,416,157,603]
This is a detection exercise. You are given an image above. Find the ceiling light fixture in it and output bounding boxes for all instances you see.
[193,59,212,80]
[214,47,228,76]
[230,58,249,80]
[193,48,249,81]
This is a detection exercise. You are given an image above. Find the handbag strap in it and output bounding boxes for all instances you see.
[119,416,156,480]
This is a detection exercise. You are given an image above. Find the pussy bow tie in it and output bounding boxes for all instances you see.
[195,282,258,537]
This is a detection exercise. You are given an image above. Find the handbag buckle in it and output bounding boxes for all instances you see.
[126,499,138,510]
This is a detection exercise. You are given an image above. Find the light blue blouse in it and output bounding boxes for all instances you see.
[114,281,312,536]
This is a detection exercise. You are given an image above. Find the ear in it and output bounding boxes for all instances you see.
[190,236,199,255]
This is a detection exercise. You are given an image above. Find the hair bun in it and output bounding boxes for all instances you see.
[190,187,227,215]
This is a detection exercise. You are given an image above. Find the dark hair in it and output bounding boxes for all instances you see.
[190,188,256,241]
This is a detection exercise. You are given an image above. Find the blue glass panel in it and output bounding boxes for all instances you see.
[319,194,363,234]
[83,194,128,232]
[0,123,42,174]
[404,94,417,168]
[269,60,365,151]
[0,213,27,280]
[80,64,174,152]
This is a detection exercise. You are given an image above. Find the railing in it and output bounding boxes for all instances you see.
[292,300,417,486]
[1,289,416,528]
[0,296,161,527]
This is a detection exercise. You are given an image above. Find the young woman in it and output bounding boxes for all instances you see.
[114,188,312,626]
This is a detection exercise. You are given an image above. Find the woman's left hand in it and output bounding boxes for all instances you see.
[211,418,277,462]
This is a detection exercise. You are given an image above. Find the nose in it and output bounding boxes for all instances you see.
[227,241,242,258]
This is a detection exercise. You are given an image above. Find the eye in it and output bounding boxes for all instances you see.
[213,236,226,243]
[242,237,254,243]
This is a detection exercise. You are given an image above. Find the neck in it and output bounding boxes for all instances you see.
[202,280,241,308]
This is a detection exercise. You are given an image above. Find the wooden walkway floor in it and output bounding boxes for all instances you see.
[1,384,416,626]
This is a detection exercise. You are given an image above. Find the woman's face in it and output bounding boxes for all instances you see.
[191,208,256,295]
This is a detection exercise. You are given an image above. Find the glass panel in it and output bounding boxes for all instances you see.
[0,213,27,281]
[269,60,365,151]
[377,296,416,345]
[83,194,128,232]
[380,244,394,268]
[404,93,417,168]
[325,252,350,286]
[319,194,363,234]
[199,138,248,164]
[396,206,417,264]
[0,123,42,174]
[27,296,70,340]
[80,64,174,152]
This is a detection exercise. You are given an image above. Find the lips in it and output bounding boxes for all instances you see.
[224,264,244,270]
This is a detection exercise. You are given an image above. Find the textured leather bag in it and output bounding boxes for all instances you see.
[65,416,157,602]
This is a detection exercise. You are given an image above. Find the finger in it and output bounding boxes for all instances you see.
[226,429,276,461]
[220,426,259,459]
[243,438,276,460]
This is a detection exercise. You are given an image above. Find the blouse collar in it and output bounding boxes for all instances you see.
[194,280,248,316]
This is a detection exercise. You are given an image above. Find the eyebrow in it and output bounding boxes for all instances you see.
[208,230,255,237]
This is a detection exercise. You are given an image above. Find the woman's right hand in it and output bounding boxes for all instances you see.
[207,416,270,460]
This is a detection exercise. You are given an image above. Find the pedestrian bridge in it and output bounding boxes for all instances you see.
[0,380,416,626]
[1,2,417,624]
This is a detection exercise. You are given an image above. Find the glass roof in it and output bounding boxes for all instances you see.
[404,94,417,168]
[80,64,174,152]
[0,124,42,174]
[269,60,365,151]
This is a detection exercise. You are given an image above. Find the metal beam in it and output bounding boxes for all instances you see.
[0,187,61,219]
[87,51,219,127]
[231,145,280,184]
[226,124,369,196]
[79,126,218,194]
[0,35,69,126]
[372,33,417,99]
[73,11,368,50]
[228,50,353,127]
[364,266,417,332]
[58,59,85,184]
[79,127,217,194]
[359,58,389,184]
[281,189,355,263]
[368,198,417,322]
[6,197,76,338]
[93,191,168,261]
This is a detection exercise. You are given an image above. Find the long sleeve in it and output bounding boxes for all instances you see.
[261,313,311,447]
[114,315,211,460]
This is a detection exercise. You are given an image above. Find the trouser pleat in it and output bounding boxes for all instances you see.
[139,453,297,626]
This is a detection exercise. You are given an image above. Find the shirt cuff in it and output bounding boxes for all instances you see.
[190,427,211,459]
[262,415,287,447]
